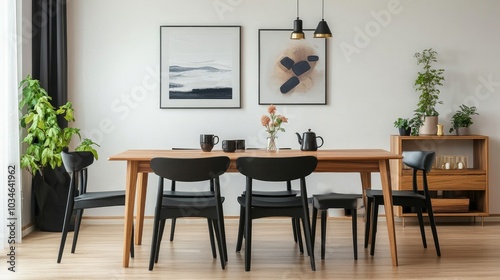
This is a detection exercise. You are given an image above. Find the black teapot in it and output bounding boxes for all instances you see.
[296,129,324,151]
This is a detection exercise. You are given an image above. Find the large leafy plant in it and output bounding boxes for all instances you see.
[411,48,445,135]
[19,75,98,176]
[414,48,445,116]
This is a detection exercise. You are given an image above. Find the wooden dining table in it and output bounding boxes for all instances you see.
[108,149,402,268]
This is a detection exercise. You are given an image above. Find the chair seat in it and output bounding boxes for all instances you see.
[242,190,299,197]
[237,196,302,208]
[311,192,361,260]
[74,191,126,209]
[366,189,426,207]
[312,193,361,210]
[163,190,214,198]
[161,196,225,208]
[76,191,126,201]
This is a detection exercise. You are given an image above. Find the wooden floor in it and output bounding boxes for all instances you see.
[4,218,500,279]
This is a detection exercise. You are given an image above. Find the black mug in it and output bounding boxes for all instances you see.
[200,134,219,152]
[222,140,236,153]
[235,139,245,152]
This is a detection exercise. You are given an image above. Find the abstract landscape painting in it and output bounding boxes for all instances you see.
[160,26,241,108]
[169,65,232,99]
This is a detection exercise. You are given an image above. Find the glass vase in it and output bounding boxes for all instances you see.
[266,135,278,153]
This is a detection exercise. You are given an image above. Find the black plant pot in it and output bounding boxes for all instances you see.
[398,127,411,136]
[33,166,75,232]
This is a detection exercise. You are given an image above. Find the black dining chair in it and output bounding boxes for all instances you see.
[311,192,362,260]
[236,156,318,271]
[149,156,230,271]
[157,179,219,260]
[57,151,133,263]
[171,148,303,251]
[164,148,215,244]
[364,150,441,257]
[235,180,305,253]
[236,147,303,251]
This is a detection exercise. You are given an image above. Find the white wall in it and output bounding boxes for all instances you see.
[20,0,32,230]
[64,0,500,217]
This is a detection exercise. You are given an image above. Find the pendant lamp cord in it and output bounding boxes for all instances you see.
[296,0,299,19]
[322,0,325,20]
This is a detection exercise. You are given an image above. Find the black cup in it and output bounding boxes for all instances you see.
[235,139,245,152]
[222,140,236,153]
[200,134,219,152]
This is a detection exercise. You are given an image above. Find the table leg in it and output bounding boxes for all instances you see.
[135,172,148,245]
[123,161,138,268]
[360,172,372,245]
[379,159,398,266]
[360,172,371,220]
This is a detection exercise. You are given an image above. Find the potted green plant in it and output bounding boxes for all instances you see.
[19,75,98,231]
[449,104,478,135]
[412,48,445,135]
[393,117,412,136]
[409,115,422,136]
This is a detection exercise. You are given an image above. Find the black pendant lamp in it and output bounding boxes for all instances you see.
[314,0,332,38]
[290,0,305,39]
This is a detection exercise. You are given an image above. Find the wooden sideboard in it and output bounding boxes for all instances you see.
[390,135,489,223]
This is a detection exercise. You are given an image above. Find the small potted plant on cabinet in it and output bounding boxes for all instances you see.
[393,117,412,136]
[412,48,445,135]
[19,75,98,231]
[449,104,478,135]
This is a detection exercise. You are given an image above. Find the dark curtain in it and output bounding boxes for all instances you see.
[32,0,68,128]
[31,0,72,232]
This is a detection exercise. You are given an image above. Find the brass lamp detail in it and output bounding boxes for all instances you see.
[290,0,305,39]
[314,0,332,38]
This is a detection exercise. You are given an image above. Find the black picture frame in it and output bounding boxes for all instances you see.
[259,29,327,105]
[160,26,241,109]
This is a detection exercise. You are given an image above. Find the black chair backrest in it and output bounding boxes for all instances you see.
[402,151,435,173]
[150,156,230,182]
[402,151,435,195]
[61,151,95,196]
[61,151,94,173]
[236,156,317,182]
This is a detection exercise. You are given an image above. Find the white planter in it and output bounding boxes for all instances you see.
[456,127,470,136]
[419,116,438,135]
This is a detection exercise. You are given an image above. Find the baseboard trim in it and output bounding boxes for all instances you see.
[79,215,244,225]
[22,222,35,238]
[24,214,500,228]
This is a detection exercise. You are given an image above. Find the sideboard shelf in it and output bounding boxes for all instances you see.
[390,135,489,221]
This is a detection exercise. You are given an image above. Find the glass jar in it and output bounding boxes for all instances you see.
[266,135,278,153]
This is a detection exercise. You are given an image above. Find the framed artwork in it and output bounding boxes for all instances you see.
[259,29,327,105]
[160,26,241,108]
